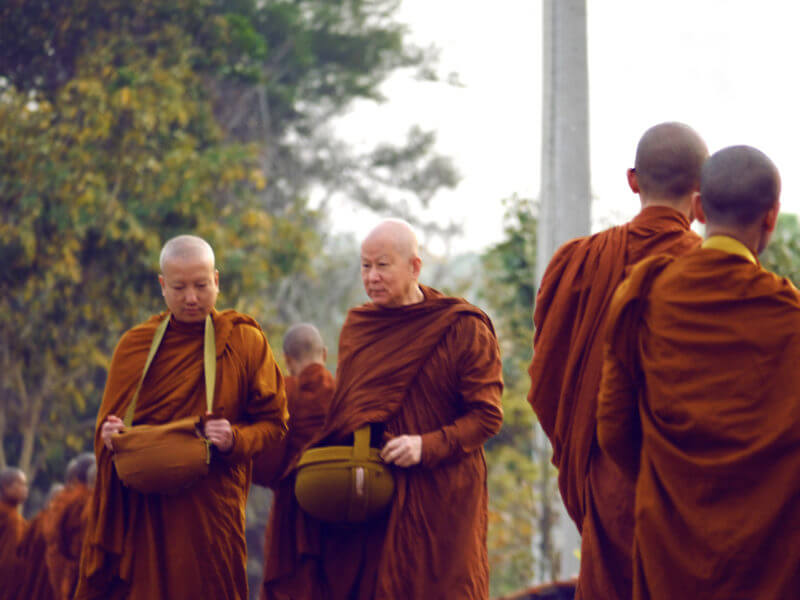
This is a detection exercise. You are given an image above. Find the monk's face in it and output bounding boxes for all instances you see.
[360,238,420,307]
[2,474,28,506]
[159,256,219,322]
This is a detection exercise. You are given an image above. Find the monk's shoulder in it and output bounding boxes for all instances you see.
[215,309,270,350]
[115,313,165,351]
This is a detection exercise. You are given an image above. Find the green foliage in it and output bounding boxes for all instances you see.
[480,195,560,595]
[762,214,800,283]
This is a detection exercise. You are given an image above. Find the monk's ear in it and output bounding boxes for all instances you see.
[627,168,640,194]
[214,269,220,288]
[410,255,422,278]
[691,192,706,225]
[158,274,167,297]
[764,200,780,233]
[322,347,328,363]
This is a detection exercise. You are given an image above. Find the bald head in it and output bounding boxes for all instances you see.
[634,122,708,200]
[283,323,325,363]
[700,146,780,227]
[159,235,215,271]
[0,467,27,506]
[362,219,419,261]
[65,452,96,486]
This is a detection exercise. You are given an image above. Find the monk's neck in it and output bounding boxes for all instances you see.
[0,498,20,512]
[639,197,692,219]
[399,284,424,306]
[704,226,762,256]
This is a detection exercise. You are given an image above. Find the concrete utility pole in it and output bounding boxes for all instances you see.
[535,0,590,582]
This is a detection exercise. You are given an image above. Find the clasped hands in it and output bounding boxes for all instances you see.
[101,413,234,452]
[380,434,422,467]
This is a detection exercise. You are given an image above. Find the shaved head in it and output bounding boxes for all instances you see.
[283,323,325,363]
[700,146,780,226]
[362,219,419,261]
[65,452,96,486]
[360,219,424,307]
[0,467,24,490]
[159,235,215,271]
[0,467,27,505]
[634,122,708,199]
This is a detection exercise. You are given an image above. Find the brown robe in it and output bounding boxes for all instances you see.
[75,309,288,600]
[16,507,56,600]
[44,483,91,600]
[292,285,503,599]
[527,206,701,599]
[0,500,26,600]
[257,362,335,600]
[598,242,800,600]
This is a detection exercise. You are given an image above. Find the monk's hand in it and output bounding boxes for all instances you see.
[204,417,234,453]
[380,435,422,467]
[101,415,125,450]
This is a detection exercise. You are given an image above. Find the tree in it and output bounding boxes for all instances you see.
[480,196,561,596]
[762,214,800,284]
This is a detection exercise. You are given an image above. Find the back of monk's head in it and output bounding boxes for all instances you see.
[283,323,326,375]
[700,145,781,226]
[634,122,709,200]
[0,466,27,505]
[65,452,96,486]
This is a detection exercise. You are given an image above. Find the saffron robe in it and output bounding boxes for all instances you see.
[528,206,701,599]
[0,500,26,600]
[258,362,335,600]
[75,309,288,600]
[45,483,91,600]
[598,240,800,600]
[16,508,56,600]
[295,285,504,599]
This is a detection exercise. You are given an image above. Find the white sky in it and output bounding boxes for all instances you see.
[327,0,800,253]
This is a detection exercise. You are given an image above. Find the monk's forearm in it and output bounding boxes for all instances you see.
[420,395,503,468]
[226,418,288,464]
[597,345,641,480]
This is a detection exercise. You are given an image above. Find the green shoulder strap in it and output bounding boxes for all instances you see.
[123,314,216,427]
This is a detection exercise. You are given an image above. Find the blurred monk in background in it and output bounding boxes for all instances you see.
[75,235,289,600]
[0,467,28,600]
[45,453,95,600]
[599,145,800,599]
[294,219,503,599]
[17,483,64,600]
[528,122,708,599]
[256,323,335,600]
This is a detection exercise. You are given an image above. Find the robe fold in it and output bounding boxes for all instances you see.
[527,206,701,600]
[257,362,335,600]
[291,285,504,599]
[599,243,800,599]
[16,508,56,600]
[44,483,91,600]
[0,500,26,600]
[75,308,288,600]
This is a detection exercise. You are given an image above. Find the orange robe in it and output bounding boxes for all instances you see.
[0,500,26,600]
[75,309,288,600]
[292,285,503,599]
[16,507,56,600]
[527,206,701,599]
[599,241,800,599]
[257,362,335,600]
[44,483,91,600]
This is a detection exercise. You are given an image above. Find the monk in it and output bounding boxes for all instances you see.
[0,467,28,600]
[45,453,95,600]
[528,122,708,599]
[290,219,503,599]
[75,235,289,600]
[599,145,800,599]
[17,484,63,600]
[256,323,335,600]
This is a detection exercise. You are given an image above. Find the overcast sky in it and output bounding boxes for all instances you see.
[326,1,800,254]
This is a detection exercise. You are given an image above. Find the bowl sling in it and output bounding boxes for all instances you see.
[111,314,215,495]
[294,424,395,523]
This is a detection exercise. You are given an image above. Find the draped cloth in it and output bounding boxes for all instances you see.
[599,243,800,600]
[16,508,56,600]
[290,285,504,599]
[45,483,91,600]
[527,206,701,599]
[257,362,335,600]
[75,309,288,600]
[0,500,26,600]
